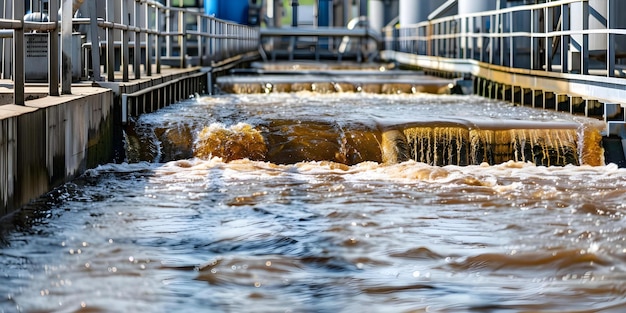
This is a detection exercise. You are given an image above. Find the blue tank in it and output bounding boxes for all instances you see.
[218,0,248,24]
[204,0,219,16]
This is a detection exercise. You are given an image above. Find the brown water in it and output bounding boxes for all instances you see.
[1,93,625,313]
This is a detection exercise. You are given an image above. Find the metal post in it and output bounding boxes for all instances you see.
[49,0,60,96]
[291,0,298,27]
[582,0,589,75]
[14,0,25,104]
[155,5,161,74]
[530,9,534,70]
[197,13,203,66]
[545,6,551,72]
[179,9,185,68]
[87,0,101,81]
[607,0,615,77]
[145,2,152,76]
[561,3,569,73]
[122,0,130,82]
[1,1,8,79]
[106,0,115,81]
[134,0,141,79]
[61,0,73,94]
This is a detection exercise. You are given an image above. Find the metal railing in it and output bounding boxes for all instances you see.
[260,16,382,62]
[0,0,260,105]
[383,0,626,78]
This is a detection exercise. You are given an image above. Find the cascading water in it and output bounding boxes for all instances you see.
[3,90,625,313]
[124,92,604,167]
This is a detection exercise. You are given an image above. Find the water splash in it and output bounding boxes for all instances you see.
[194,123,267,162]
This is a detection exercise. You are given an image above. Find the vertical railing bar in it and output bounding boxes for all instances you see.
[509,11,513,68]
[88,0,101,81]
[197,13,203,66]
[61,0,72,94]
[179,9,185,68]
[561,3,569,73]
[165,0,171,60]
[106,0,115,81]
[13,0,24,104]
[49,0,59,96]
[545,6,551,72]
[134,0,141,79]
[607,0,615,77]
[581,0,589,75]
[122,0,130,82]
[145,1,152,76]
[154,7,158,74]
[530,8,534,70]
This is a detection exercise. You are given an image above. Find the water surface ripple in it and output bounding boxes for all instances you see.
[0,94,624,313]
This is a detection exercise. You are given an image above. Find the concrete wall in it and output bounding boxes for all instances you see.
[0,89,115,217]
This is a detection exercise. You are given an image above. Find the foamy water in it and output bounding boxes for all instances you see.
[1,93,624,312]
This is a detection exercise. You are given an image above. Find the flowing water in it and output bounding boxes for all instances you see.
[1,92,625,313]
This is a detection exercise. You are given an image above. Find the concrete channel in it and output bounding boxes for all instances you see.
[0,66,212,218]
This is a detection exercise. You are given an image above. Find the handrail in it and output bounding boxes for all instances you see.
[259,25,381,62]
[0,0,260,106]
[383,0,623,79]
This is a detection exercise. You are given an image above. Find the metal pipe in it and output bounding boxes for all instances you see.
[291,0,298,27]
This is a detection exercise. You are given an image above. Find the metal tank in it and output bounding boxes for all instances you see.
[458,0,497,62]
[457,0,497,14]
[399,0,447,26]
[368,0,399,32]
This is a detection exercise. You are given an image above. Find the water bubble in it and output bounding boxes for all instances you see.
[254,282,261,288]
[265,261,272,267]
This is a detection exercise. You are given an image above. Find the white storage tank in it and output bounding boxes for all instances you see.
[399,0,447,25]
[369,0,399,32]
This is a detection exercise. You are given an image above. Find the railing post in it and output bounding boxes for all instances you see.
[13,0,25,104]
[581,0,589,75]
[145,1,152,76]
[88,0,102,81]
[197,13,203,66]
[106,0,115,82]
[134,0,141,79]
[561,2,569,74]
[61,0,73,94]
[544,6,551,72]
[179,9,186,68]
[122,0,130,82]
[607,0,615,77]
[291,0,299,27]
[49,0,60,96]
[155,5,161,74]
